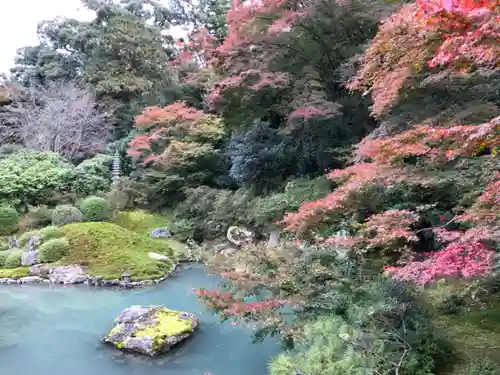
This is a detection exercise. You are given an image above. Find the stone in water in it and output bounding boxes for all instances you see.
[102,305,199,356]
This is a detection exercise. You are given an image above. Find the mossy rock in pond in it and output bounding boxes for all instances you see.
[102,305,199,356]
[60,222,176,280]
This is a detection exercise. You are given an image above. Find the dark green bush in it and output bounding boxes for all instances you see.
[51,205,84,227]
[438,294,467,315]
[0,206,19,235]
[38,238,70,263]
[106,177,149,213]
[4,251,22,268]
[459,358,500,375]
[173,176,332,241]
[72,154,113,196]
[173,186,254,241]
[21,205,53,230]
[79,196,111,221]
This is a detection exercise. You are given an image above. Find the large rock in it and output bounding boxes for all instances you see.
[151,228,172,238]
[7,236,19,249]
[28,264,52,277]
[226,226,254,246]
[103,305,199,356]
[21,251,38,266]
[49,265,89,284]
[25,235,41,252]
[19,276,43,284]
[266,230,281,249]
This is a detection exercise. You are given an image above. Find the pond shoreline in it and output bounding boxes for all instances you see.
[0,262,183,289]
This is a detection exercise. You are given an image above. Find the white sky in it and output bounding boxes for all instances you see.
[0,0,187,74]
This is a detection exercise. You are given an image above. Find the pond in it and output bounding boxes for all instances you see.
[0,264,279,375]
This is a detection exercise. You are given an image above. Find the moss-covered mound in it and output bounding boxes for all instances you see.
[0,266,29,279]
[60,222,175,280]
[103,305,199,356]
[112,210,170,236]
[112,210,186,257]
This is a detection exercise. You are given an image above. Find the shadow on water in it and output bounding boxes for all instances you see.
[0,264,279,375]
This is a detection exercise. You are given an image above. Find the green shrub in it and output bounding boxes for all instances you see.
[0,143,24,158]
[0,206,19,235]
[173,186,254,241]
[459,358,500,375]
[173,177,332,241]
[38,226,65,241]
[79,196,111,221]
[38,238,70,263]
[22,205,53,230]
[0,151,74,208]
[72,154,113,196]
[52,205,84,227]
[0,251,10,267]
[106,177,149,213]
[4,251,22,268]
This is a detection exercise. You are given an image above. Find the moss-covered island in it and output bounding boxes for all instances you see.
[103,305,200,356]
[0,211,182,283]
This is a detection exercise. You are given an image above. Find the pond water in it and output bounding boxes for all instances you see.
[0,264,279,375]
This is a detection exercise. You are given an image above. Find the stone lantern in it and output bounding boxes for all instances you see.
[121,271,131,283]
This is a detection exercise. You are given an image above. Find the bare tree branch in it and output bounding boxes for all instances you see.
[13,81,111,160]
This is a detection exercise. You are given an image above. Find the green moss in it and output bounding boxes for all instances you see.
[61,222,175,280]
[434,301,500,374]
[112,210,187,258]
[112,210,170,236]
[133,308,193,351]
[0,266,29,279]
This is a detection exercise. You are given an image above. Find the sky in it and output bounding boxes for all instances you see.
[0,0,187,75]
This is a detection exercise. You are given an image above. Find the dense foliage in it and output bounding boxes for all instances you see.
[0,206,19,235]
[0,0,498,373]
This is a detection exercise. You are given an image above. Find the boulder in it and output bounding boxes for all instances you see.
[7,236,19,249]
[148,252,171,262]
[151,228,172,238]
[227,226,254,246]
[49,265,89,284]
[19,276,43,284]
[266,230,281,249]
[25,235,41,252]
[21,251,38,266]
[103,305,199,356]
[28,264,52,277]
